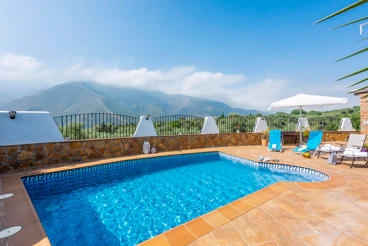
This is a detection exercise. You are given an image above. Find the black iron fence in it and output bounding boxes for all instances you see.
[266,116,299,132]
[152,115,204,135]
[53,113,349,140]
[216,115,257,133]
[216,115,342,133]
[266,116,340,132]
[308,116,340,131]
[54,113,139,140]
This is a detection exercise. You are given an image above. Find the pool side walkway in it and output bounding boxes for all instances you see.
[0,144,368,246]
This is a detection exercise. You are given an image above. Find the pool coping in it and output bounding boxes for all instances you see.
[0,147,347,246]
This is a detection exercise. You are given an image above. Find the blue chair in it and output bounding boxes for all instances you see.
[290,131,323,155]
[268,130,282,152]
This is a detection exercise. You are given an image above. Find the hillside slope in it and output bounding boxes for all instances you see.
[0,81,266,117]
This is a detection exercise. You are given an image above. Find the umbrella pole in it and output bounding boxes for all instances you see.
[299,106,303,146]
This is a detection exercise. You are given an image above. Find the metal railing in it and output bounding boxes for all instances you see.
[216,115,257,133]
[53,113,350,140]
[54,113,139,140]
[266,116,300,132]
[267,116,341,131]
[152,115,204,135]
[307,116,340,131]
[216,115,342,133]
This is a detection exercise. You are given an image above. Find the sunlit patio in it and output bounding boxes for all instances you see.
[1,143,368,246]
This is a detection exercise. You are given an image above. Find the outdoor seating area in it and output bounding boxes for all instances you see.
[316,134,368,168]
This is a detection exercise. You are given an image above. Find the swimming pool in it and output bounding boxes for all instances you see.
[22,152,328,246]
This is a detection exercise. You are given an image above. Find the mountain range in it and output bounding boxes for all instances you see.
[0,81,266,117]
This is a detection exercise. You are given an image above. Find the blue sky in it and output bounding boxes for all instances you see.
[0,0,366,110]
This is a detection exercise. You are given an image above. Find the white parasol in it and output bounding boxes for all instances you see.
[269,94,348,145]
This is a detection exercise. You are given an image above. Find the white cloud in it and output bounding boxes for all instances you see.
[63,60,359,111]
[0,52,359,111]
[0,52,53,81]
[64,61,261,108]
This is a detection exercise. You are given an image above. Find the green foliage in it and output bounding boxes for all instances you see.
[291,109,307,115]
[261,129,270,140]
[314,1,368,93]
[307,110,322,116]
[59,122,137,140]
[314,0,368,24]
[154,118,204,135]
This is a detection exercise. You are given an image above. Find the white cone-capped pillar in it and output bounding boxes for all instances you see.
[133,115,158,137]
[253,117,268,132]
[201,116,219,134]
[339,118,355,131]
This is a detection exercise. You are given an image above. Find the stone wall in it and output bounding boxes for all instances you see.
[0,131,357,172]
[281,131,356,144]
[0,133,260,171]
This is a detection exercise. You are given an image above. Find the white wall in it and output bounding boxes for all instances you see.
[134,115,158,137]
[201,116,220,134]
[0,111,64,146]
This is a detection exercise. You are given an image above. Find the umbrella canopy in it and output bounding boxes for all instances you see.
[269,94,348,146]
[269,94,348,110]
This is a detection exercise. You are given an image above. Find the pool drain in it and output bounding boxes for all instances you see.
[0,194,13,200]
[0,226,22,238]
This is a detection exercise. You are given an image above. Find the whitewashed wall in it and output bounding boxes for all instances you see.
[0,111,64,146]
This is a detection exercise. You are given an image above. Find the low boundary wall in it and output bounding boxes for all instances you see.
[0,131,357,171]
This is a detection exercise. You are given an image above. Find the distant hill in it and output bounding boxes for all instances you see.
[0,91,16,104]
[0,81,266,117]
[0,80,51,104]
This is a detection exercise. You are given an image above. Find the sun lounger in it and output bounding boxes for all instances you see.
[336,134,367,167]
[340,148,368,168]
[268,130,282,152]
[290,131,323,156]
[316,144,343,159]
[341,134,366,149]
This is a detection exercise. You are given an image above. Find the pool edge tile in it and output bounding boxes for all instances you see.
[163,225,197,246]
[202,210,230,228]
[217,204,244,220]
[230,199,255,213]
[138,234,171,246]
[184,217,215,238]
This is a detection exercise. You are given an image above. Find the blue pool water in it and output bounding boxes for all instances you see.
[23,152,327,246]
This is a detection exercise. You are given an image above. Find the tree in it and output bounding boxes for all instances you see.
[307,110,322,116]
[291,109,306,115]
[314,0,368,94]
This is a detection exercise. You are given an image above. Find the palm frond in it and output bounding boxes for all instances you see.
[336,66,368,81]
[348,85,368,93]
[314,0,368,25]
[331,16,368,29]
[335,47,368,62]
[358,37,368,42]
[347,77,368,87]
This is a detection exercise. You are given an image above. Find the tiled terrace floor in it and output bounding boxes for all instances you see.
[1,144,368,246]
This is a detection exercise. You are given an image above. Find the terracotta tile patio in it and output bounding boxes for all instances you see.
[1,144,368,246]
